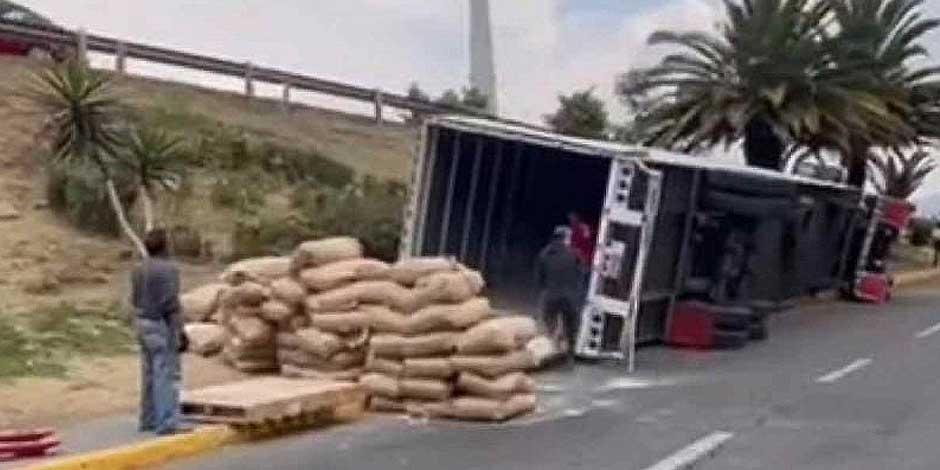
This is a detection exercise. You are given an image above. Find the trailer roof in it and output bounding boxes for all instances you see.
[432,115,856,192]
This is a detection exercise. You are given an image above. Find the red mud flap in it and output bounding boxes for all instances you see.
[881,199,915,233]
[855,273,891,304]
[666,301,750,350]
[0,429,59,462]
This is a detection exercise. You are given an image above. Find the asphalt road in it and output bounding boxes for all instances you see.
[166,280,940,470]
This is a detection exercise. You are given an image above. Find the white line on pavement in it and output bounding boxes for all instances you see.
[815,358,873,384]
[642,431,735,470]
[915,322,940,339]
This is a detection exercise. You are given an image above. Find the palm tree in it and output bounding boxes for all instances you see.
[122,126,185,231]
[867,148,937,199]
[824,0,940,186]
[25,59,148,257]
[621,0,934,180]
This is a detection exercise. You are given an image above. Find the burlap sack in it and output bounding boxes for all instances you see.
[450,351,536,378]
[363,305,410,334]
[224,353,278,373]
[306,281,432,314]
[370,333,457,358]
[270,277,306,305]
[295,328,345,359]
[184,323,225,357]
[308,311,372,335]
[415,270,484,304]
[388,257,459,286]
[399,378,452,401]
[526,336,562,369]
[181,283,227,323]
[408,298,493,334]
[299,259,391,291]
[278,348,365,370]
[445,394,537,421]
[455,372,536,399]
[369,396,408,413]
[280,364,362,381]
[365,355,404,377]
[292,237,363,270]
[220,282,268,308]
[224,337,277,361]
[222,257,291,286]
[456,316,539,355]
[229,316,274,345]
[401,358,454,379]
[217,304,262,322]
[287,314,311,332]
[359,373,400,398]
[260,299,295,323]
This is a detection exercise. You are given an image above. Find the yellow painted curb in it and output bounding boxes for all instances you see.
[20,425,239,470]
[895,268,940,287]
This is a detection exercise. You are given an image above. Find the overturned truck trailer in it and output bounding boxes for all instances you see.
[400,116,862,370]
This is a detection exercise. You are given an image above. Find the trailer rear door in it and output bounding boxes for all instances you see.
[574,156,662,371]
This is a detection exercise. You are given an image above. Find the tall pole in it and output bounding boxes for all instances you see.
[469,0,498,115]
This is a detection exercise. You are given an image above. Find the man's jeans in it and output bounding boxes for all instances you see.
[138,318,180,434]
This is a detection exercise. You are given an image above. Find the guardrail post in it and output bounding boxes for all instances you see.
[244,62,255,98]
[76,28,88,65]
[373,90,384,126]
[281,82,291,113]
[115,41,127,74]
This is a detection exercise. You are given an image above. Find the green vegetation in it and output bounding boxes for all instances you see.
[0,304,135,380]
[619,0,940,188]
[545,88,610,140]
[868,149,937,199]
[25,59,149,255]
[908,218,935,247]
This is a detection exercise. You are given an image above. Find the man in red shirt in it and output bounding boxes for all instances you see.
[568,212,595,269]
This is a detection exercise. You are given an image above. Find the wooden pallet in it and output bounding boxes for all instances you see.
[182,377,366,425]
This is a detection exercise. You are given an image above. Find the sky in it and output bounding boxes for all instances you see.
[12,0,940,195]
[14,0,732,123]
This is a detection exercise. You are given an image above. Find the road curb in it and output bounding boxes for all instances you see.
[894,268,940,287]
[19,425,238,470]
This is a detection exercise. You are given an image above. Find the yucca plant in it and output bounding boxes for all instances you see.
[24,59,148,257]
[867,148,937,199]
[121,126,185,231]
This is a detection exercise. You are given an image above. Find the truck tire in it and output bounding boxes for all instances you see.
[749,320,768,341]
[703,190,796,219]
[706,170,797,198]
[713,330,749,349]
[682,277,712,295]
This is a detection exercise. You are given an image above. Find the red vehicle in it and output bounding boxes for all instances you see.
[0,1,71,61]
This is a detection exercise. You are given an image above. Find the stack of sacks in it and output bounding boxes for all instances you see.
[281,237,377,380]
[359,259,540,421]
[180,283,227,357]
[217,257,291,372]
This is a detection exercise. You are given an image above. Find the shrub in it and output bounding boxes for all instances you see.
[46,163,138,237]
[209,172,267,212]
[909,218,935,247]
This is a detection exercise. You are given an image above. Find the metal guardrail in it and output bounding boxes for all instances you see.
[0,20,510,124]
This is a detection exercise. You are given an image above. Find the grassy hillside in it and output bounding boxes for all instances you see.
[0,55,419,314]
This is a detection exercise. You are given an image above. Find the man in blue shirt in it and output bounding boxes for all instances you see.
[131,229,187,435]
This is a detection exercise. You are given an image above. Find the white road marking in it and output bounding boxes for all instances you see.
[642,431,735,470]
[815,358,873,384]
[915,322,940,339]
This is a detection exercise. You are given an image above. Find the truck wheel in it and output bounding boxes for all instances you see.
[706,170,797,198]
[703,190,796,219]
[713,330,749,349]
[682,277,712,295]
[749,321,768,341]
